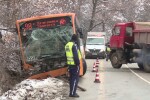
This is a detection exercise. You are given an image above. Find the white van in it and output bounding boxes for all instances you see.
[85,32,106,59]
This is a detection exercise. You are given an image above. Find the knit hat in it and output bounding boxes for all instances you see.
[71,34,78,41]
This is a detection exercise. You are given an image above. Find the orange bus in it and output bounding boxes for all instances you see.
[16,13,87,79]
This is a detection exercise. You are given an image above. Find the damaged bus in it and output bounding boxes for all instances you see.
[16,13,87,79]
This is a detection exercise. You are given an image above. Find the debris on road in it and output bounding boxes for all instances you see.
[0,77,69,100]
[60,77,86,92]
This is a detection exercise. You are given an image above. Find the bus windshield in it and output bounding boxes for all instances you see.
[19,16,73,62]
[86,37,104,45]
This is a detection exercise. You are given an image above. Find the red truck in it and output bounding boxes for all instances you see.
[109,22,150,72]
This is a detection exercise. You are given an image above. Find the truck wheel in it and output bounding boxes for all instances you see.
[110,52,122,68]
[82,58,87,76]
[137,63,144,70]
[143,56,150,73]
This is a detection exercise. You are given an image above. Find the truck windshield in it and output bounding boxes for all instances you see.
[86,38,104,45]
[19,16,73,62]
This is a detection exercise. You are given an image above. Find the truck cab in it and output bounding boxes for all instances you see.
[110,22,134,49]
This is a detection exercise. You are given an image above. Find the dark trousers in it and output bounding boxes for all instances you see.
[106,52,110,61]
[69,65,79,96]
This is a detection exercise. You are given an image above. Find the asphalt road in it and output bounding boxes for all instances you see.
[71,59,150,100]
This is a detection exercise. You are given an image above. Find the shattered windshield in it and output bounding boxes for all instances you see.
[86,38,104,45]
[19,16,73,62]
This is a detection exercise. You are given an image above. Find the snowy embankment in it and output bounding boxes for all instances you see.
[0,78,69,100]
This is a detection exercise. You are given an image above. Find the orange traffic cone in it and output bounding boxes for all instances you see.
[94,69,100,83]
[92,62,97,72]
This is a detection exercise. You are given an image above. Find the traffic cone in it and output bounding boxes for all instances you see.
[95,63,99,67]
[94,69,101,83]
[92,62,97,72]
[95,59,99,67]
[96,58,99,64]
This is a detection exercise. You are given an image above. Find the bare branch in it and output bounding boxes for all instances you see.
[89,21,103,31]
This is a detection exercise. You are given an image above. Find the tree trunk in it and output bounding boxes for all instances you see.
[88,0,98,32]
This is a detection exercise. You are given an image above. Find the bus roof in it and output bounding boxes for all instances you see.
[16,13,76,23]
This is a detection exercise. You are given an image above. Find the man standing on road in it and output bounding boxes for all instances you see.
[65,34,81,98]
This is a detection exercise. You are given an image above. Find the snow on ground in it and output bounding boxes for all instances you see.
[0,77,69,100]
[0,31,70,100]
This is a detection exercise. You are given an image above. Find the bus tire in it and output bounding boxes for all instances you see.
[82,58,87,76]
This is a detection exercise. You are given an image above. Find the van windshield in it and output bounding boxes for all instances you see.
[86,38,104,45]
[19,16,73,62]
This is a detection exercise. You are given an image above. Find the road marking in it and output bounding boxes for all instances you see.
[125,64,150,85]
[99,61,105,100]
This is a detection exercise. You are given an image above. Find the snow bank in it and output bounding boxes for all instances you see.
[0,78,69,100]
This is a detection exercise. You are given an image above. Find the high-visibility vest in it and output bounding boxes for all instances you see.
[65,42,81,65]
[107,47,111,52]
[78,49,82,60]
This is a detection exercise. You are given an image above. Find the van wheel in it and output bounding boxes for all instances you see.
[102,54,106,59]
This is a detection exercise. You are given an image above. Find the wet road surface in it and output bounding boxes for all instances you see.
[70,59,150,100]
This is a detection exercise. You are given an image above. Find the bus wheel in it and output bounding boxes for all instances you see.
[82,58,87,76]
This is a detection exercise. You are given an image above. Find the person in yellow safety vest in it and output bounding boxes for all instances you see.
[106,46,111,61]
[65,34,81,98]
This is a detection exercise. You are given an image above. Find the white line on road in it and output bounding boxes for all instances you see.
[125,64,150,85]
[99,61,105,100]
